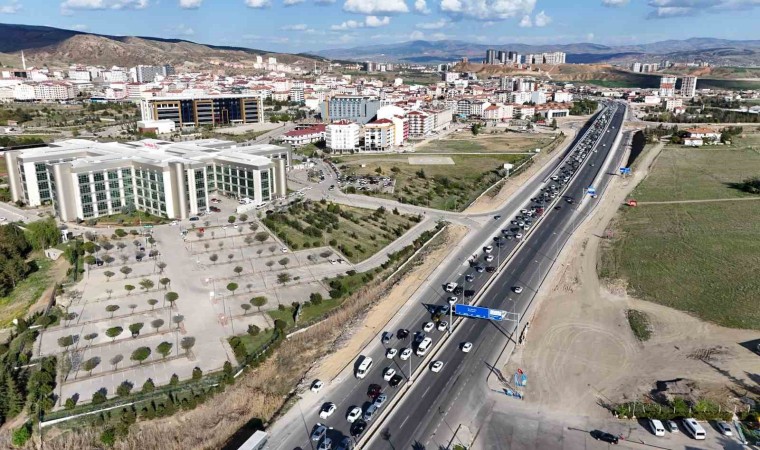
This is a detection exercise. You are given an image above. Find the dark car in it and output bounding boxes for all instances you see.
[453,286,463,295]
[590,430,619,444]
[351,419,367,437]
[210,206,221,212]
[397,328,410,340]
[438,304,450,315]
[367,384,381,399]
[474,266,485,273]
[464,289,475,297]
[486,266,496,273]
[493,215,501,220]
[95,258,104,266]
[414,331,426,343]
[381,332,392,344]
[389,374,403,387]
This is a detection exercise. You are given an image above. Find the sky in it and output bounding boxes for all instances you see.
[0,0,759,53]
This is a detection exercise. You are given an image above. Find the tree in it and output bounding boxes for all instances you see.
[157,261,167,274]
[249,223,259,232]
[120,266,132,278]
[310,292,323,305]
[130,347,151,364]
[172,314,184,329]
[64,394,79,410]
[139,278,154,291]
[165,291,179,308]
[227,253,234,261]
[110,354,123,370]
[268,245,277,254]
[277,272,292,285]
[239,213,248,222]
[83,357,101,376]
[209,254,218,264]
[244,236,254,246]
[551,118,558,129]
[142,378,155,393]
[241,303,252,315]
[116,380,133,397]
[58,335,76,349]
[147,298,158,310]
[226,282,239,296]
[84,255,96,270]
[265,260,275,270]
[156,341,173,359]
[254,232,269,243]
[228,215,236,224]
[104,270,115,281]
[84,332,98,345]
[250,296,268,312]
[234,266,244,276]
[124,284,135,296]
[129,322,144,337]
[159,277,170,289]
[278,257,290,268]
[170,374,179,386]
[106,327,123,342]
[192,367,203,380]
[151,318,164,333]
[106,304,120,318]
[24,218,60,250]
[180,336,196,355]
[128,303,137,314]
[92,388,108,405]
[247,324,260,336]
[274,319,287,331]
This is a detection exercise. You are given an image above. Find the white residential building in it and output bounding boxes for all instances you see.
[407,110,433,136]
[281,124,326,147]
[664,98,683,111]
[659,76,677,98]
[325,120,360,153]
[364,119,395,152]
[553,91,573,103]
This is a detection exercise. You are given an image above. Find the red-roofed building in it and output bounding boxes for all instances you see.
[281,124,326,147]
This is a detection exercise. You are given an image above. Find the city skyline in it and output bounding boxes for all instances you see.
[0,0,758,53]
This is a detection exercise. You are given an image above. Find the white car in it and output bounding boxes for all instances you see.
[319,402,336,419]
[437,321,448,331]
[385,348,397,359]
[462,342,473,353]
[383,367,396,381]
[717,421,733,436]
[484,245,493,253]
[399,348,412,360]
[447,296,458,305]
[485,255,494,262]
[430,361,444,372]
[423,322,435,332]
[649,419,665,437]
[515,233,523,239]
[170,220,178,226]
[281,247,289,253]
[347,406,362,423]
[513,286,523,294]
[311,379,324,392]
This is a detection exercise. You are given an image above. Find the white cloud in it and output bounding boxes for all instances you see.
[245,0,270,7]
[343,0,408,14]
[409,30,425,40]
[170,23,195,36]
[416,18,447,28]
[414,0,430,13]
[646,0,760,18]
[61,0,148,11]
[331,19,363,30]
[282,23,309,30]
[284,0,304,5]
[315,0,334,3]
[601,0,628,6]
[430,32,447,39]
[518,14,531,26]
[533,9,550,26]
[0,0,21,13]
[365,15,391,26]
[441,0,535,20]
[71,23,89,30]
[586,32,595,41]
[179,0,201,8]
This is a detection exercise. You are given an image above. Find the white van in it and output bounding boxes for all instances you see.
[682,418,706,440]
[416,337,432,356]
[648,419,665,437]
[355,356,373,379]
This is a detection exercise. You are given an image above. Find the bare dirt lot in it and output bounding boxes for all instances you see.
[505,142,760,418]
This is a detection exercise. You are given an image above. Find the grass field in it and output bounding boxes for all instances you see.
[262,201,418,263]
[335,153,530,211]
[416,132,556,154]
[0,254,55,327]
[600,133,760,330]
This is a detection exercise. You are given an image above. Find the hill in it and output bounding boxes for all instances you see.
[0,23,324,70]
[315,37,760,67]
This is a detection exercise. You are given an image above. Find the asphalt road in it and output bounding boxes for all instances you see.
[367,104,627,450]
[271,103,626,450]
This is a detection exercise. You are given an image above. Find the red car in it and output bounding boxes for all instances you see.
[367,384,381,399]
[210,206,221,212]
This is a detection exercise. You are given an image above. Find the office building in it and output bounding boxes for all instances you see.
[4,139,290,222]
[497,51,508,65]
[659,76,677,98]
[321,95,381,125]
[325,120,361,153]
[140,94,264,128]
[681,76,697,98]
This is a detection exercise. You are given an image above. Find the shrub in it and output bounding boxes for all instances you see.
[100,427,116,446]
[192,367,203,380]
[12,423,32,446]
[92,388,108,405]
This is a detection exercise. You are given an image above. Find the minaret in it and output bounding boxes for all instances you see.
[21,51,26,70]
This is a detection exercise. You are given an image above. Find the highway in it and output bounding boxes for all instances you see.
[270,102,627,450]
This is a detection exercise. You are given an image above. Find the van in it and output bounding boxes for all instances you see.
[683,418,706,440]
[648,419,665,437]
[355,356,373,379]
[416,337,432,356]
[363,404,378,422]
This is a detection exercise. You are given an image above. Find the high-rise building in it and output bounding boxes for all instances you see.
[321,95,381,125]
[681,76,698,98]
[497,51,508,64]
[140,94,264,128]
[133,65,174,83]
[659,75,677,98]
[485,49,496,65]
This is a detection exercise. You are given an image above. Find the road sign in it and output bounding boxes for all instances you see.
[143,225,153,229]
[619,167,631,175]
[454,304,507,321]
[587,186,597,196]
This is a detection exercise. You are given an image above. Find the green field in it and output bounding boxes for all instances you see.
[416,132,556,154]
[334,153,529,211]
[0,254,55,327]
[600,134,760,330]
[262,201,418,263]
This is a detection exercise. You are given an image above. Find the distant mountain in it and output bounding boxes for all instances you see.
[0,23,324,69]
[315,37,760,66]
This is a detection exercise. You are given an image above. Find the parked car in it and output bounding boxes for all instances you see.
[716,421,733,436]
[346,406,362,423]
[590,430,618,444]
[389,374,403,387]
[648,419,665,437]
[311,423,327,441]
[351,419,367,436]
[385,348,397,359]
[310,380,324,392]
[367,384,381,399]
[400,348,412,360]
[666,420,679,433]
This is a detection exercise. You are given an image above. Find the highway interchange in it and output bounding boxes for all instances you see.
[272,102,628,450]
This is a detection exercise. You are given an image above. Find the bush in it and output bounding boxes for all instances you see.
[626,310,652,341]
[309,292,323,305]
[170,374,179,386]
[142,378,155,393]
[116,381,133,397]
[12,422,32,447]
[100,427,116,446]
[92,388,108,405]
[192,367,203,380]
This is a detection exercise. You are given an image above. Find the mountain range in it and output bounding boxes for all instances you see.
[315,38,760,66]
[0,23,323,71]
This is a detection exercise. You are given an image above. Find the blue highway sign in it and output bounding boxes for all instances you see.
[455,304,507,321]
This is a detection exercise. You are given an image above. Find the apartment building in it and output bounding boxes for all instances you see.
[4,139,289,222]
[34,82,77,101]
[321,95,381,124]
[133,65,175,83]
[364,119,395,152]
[407,110,434,137]
[659,76,677,98]
[140,94,264,128]
[281,124,326,147]
[325,120,360,153]
[681,76,698,98]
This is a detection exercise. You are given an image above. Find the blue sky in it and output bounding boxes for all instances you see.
[1,0,758,52]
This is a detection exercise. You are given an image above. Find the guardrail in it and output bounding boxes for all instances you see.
[358,105,619,448]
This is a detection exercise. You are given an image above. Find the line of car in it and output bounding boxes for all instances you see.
[592,417,734,445]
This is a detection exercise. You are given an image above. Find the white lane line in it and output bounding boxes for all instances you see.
[421,385,433,398]
[399,414,410,429]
